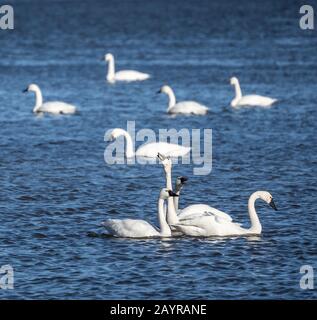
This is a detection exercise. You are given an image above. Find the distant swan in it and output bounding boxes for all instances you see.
[102,188,177,238]
[158,85,208,115]
[172,191,278,237]
[23,84,77,114]
[157,153,232,226]
[230,77,277,108]
[107,128,191,158]
[104,53,150,83]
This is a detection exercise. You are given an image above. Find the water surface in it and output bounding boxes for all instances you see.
[0,0,316,299]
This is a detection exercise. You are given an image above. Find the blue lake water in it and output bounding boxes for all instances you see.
[0,0,317,299]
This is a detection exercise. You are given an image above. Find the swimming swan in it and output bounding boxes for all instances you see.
[101,188,177,238]
[157,153,232,225]
[104,53,150,83]
[23,84,77,114]
[172,191,278,237]
[230,77,277,108]
[158,85,208,115]
[107,128,191,158]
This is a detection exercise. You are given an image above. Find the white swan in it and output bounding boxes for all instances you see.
[230,77,277,108]
[158,85,208,115]
[23,84,77,114]
[157,153,232,225]
[107,128,191,158]
[172,191,277,237]
[101,188,177,238]
[104,53,150,83]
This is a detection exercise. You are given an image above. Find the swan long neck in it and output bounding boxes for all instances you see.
[247,192,262,234]
[158,198,171,236]
[166,171,173,190]
[234,80,242,100]
[174,192,180,212]
[116,129,134,158]
[107,56,115,81]
[120,130,134,158]
[174,184,181,212]
[33,87,43,112]
[165,170,179,225]
[166,88,176,110]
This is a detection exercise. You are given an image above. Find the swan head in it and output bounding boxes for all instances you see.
[258,191,277,211]
[230,77,239,86]
[157,153,172,173]
[23,83,40,93]
[157,85,173,95]
[108,128,126,141]
[104,53,114,61]
[160,188,178,200]
[175,176,188,193]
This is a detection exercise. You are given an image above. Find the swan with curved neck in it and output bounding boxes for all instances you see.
[158,85,208,115]
[157,153,232,226]
[107,128,191,158]
[101,188,177,238]
[104,53,150,83]
[172,191,277,236]
[23,83,77,114]
[230,77,277,108]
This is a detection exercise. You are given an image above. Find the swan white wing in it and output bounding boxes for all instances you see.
[136,142,190,158]
[173,215,242,237]
[237,95,277,107]
[179,204,233,222]
[102,219,159,238]
[39,102,77,114]
[114,70,150,81]
[169,101,208,115]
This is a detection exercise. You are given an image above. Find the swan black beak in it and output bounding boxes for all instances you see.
[168,190,179,197]
[269,198,277,211]
[156,89,162,94]
[22,88,28,93]
[157,153,165,161]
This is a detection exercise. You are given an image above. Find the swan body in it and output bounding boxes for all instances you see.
[178,204,232,222]
[136,143,190,158]
[172,191,277,237]
[104,53,150,83]
[108,128,191,158]
[102,219,162,238]
[23,84,77,114]
[102,188,177,238]
[230,77,277,108]
[158,85,208,115]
